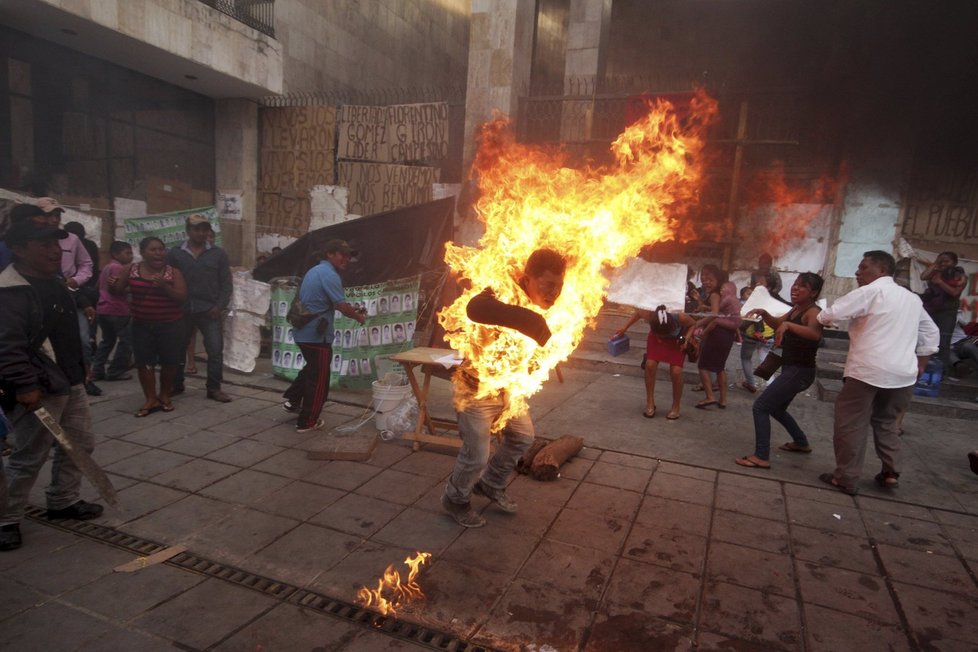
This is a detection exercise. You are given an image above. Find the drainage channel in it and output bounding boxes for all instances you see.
[26,507,498,652]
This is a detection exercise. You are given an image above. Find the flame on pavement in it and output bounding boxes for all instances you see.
[356,551,432,616]
[439,90,719,430]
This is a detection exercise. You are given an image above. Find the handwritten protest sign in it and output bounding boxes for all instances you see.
[338,161,436,216]
[337,103,449,163]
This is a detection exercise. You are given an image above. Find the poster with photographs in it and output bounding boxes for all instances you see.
[331,274,421,390]
[270,283,302,381]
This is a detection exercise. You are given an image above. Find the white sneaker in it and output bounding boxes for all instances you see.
[295,418,324,433]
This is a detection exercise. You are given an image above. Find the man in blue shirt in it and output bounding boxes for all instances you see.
[283,239,366,432]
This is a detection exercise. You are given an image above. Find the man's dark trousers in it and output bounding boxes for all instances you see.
[176,312,223,392]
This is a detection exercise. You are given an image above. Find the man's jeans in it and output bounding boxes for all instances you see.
[93,314,133,379]
[0,385,94,525]
[176,312,224,391]
[444,395,534,504]
[751,365,815,460]
[76,309,94,366]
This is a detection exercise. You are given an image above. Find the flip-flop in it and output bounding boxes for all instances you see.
[779,442,812,453]
[735,456,770,469]
[818,472,858,495]
[740,382,757,393]
[643,408,656,419]
[160,403,175,412]
[717,403,727,409]
[135,405,164,418]
[694,400,717,410]
[666,412,680,420]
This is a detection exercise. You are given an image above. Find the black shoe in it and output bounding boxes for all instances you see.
[0,524,22,551]
[47,500,104,521]
[84,382,103,396]
[170,385,185,396]
[92,372,106,381]
[282,399,301,413]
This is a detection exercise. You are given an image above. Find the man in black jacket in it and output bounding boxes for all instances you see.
[167,214,233,402]
[0,221,104,551]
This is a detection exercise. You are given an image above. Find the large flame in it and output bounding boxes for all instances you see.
[439,91,718,429]
[356,551,432,617]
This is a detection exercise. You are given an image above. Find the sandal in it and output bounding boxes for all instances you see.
[779,442,813,453]
[185,366,198,375]
[643,407,656,419]
[666,411,680,420]
[694,400,717,410]
[740,381,757,393]
[135,404,164,418]
[735,456,770,469]
[818,472,858,495]
[874,471,900,488]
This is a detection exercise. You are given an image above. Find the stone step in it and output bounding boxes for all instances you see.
[816,377,978,419]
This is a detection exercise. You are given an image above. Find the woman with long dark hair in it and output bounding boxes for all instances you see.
[688,267,738,409]
[735,272,824,469]
[919,251,965,367]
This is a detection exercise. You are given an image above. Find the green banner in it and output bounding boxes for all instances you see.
[270,280,302,381]
[123,206,223,250]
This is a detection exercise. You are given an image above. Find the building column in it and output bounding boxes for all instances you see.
[561,0,611,141]
[215,98,258,267]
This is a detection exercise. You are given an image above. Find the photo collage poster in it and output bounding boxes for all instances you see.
[270,283,302,381]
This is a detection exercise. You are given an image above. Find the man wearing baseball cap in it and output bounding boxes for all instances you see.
[166,214,233,402]
[0,221,104,551]
[282,239,365,432]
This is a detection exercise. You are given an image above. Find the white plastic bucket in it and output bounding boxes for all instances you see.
[371,381,412,430]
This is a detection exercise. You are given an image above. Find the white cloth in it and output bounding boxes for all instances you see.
[817,276,939,388]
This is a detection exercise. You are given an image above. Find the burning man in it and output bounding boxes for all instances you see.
[816,251,939,494]
[441,248,566,528]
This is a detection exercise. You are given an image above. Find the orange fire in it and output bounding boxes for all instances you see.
[356,551,432,616]
[439,91,718,429]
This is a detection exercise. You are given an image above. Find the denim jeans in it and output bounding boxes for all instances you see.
[740,337,773,385]
[76,309,94,366]
[444,394,535,504]
[93,314,133,379]
[176,312,224,391]
[751,365,815,460]
[0,384,94,525]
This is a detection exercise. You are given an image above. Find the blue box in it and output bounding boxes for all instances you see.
[608,334,630,356]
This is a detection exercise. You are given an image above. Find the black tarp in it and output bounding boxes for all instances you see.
[252,196,456,285]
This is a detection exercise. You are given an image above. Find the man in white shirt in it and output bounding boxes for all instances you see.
[816,250,939,494]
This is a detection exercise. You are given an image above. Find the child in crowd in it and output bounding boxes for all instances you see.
[92,241,134,381]
[739,285,775,393]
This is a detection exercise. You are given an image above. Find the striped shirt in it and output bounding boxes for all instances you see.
[129,264,184,323]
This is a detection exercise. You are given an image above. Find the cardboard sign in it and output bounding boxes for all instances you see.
[337,161,436,216]
[337,102,449,163]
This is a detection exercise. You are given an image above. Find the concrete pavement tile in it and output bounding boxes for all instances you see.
[712,510,790,554]
[577,445,601,460]
[92,438,151,465]
[254,480,345,520]
[123,494,237,544]
[104,448,194,481]
[309,540,417,597]
[85,626,179,652]
[789,525,879,575]
[247,421,320,447]
[717,470,783,496]
[556,455,595,480]
[441,522,540,575]
[856,496,938,522]
[213,602,362,651]
[565,481,643,521]
[695,630,779,651]
[475,578,594,651]
[61,562,204,620]
[657,460,717,482]
[364,440,414,467]
[584,612,693,652]
[0,521,80,571]
[222,385,268,398]
[188,508,300,560]
[934,509,978,529]
[91,411,151,437]
[80,472,138,504]
[151,457,240,492]
[783,482,857,508]
[863,511,955,554]
[4,538,131,594]
[0,576,49,620]
[584,460,653,492]
[252,448,331,479]
[205,414,279,437]
[941,524,978,562]
[303,459,384,490]
[876,543,978,597]
[707,541,795,598]
[601,557,699,623]
[518,538,614,599]
[546,504,631,553]
[786,495,867,537]
[420,558,513,635]
[622,521,707,574]
[204,438,285,467]
[132,577,276,649]
[101,481,188,526]
[199,468,294,504]
[803,603,912,652]
[635,495,712,537]
[248,523,361,587]
[371,506,464,552]
[345,631,437,650]
[120,420,198,447]
[505,473,579,523]
[161,430,239,456]
[310,493,406,537]
[248,402,303,424]
[646,472,715,507]
[892,581,978,649]
[795,562,900,624]
[700,581,802,651]
[0,601,114,650]
[598,450,659,470]
[715,487,787,522]
[391,450,456,478]
[355,468,444,506]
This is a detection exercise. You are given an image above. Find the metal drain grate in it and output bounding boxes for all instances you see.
[25,507,498,651]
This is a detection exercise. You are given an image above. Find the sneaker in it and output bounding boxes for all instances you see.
[282,399,301,413]
[473,479,518,513]
[47,500,104,521]
[84,381,103,396]
[441,495,486,528]
[296,418,324,433]
[0,524,22,551]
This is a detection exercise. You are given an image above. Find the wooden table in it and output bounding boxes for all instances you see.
[390,347,462,450]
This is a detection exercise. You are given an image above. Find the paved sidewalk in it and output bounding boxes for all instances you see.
[1,364,976,651]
